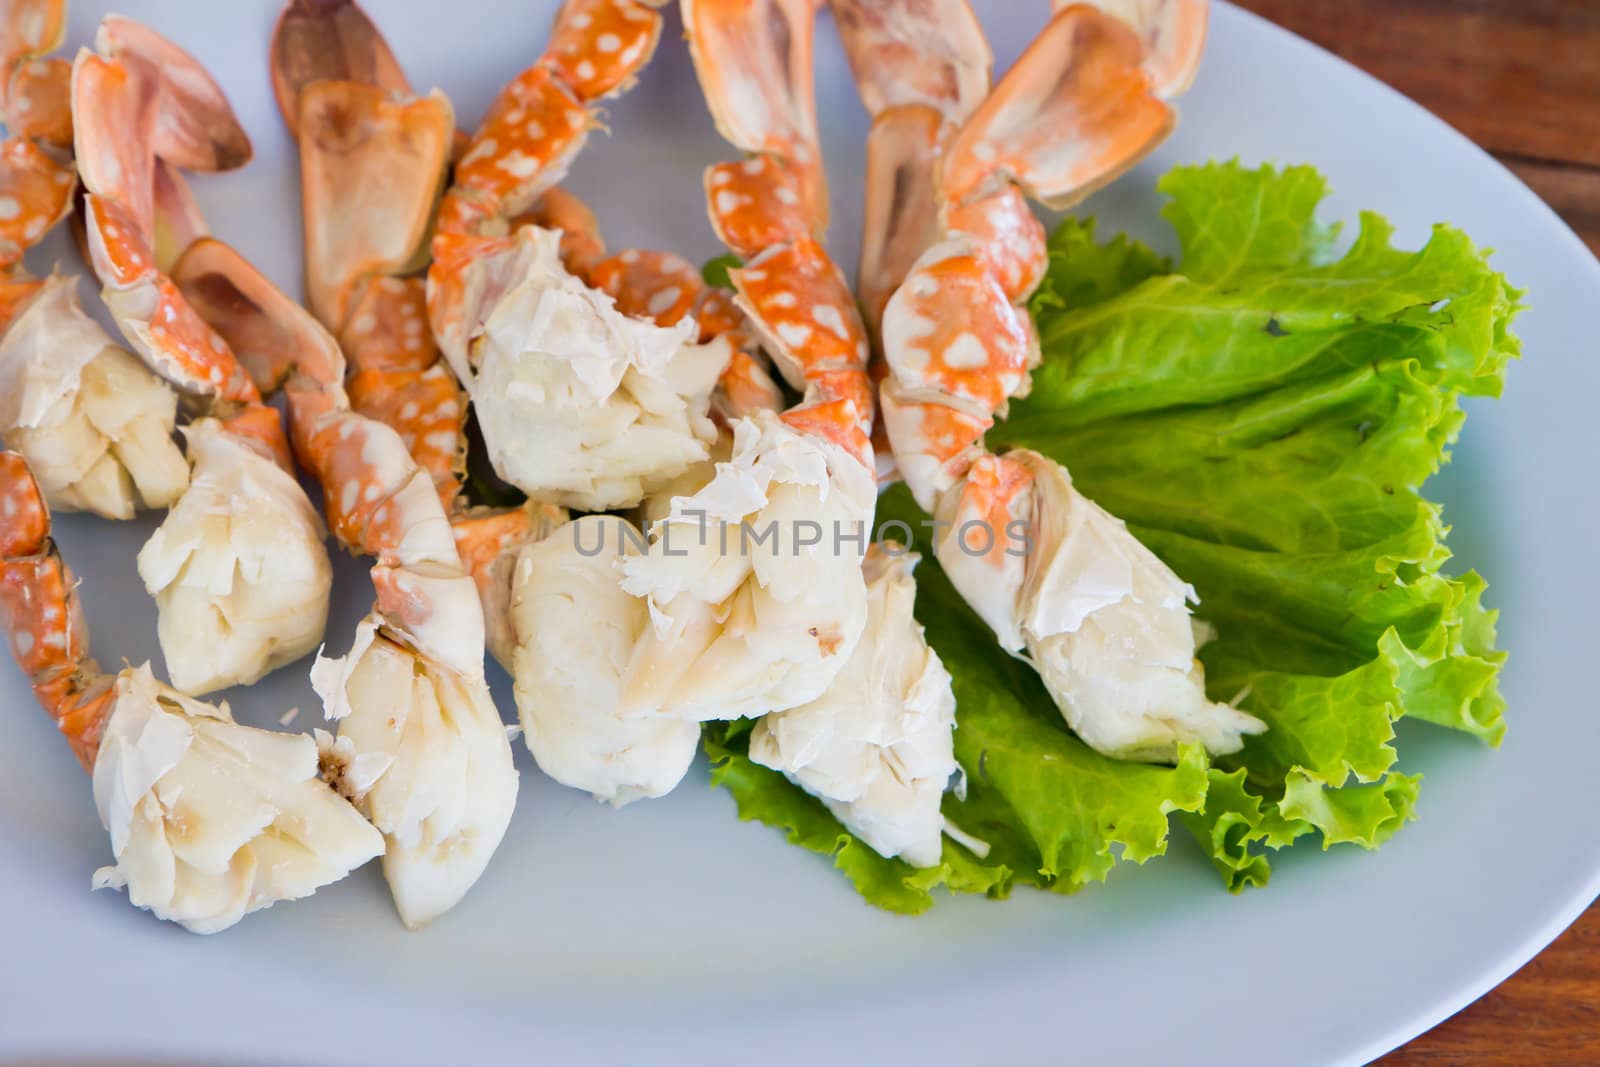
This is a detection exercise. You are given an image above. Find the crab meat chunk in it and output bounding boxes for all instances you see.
[509,515,700,806]
[750,546,957,866]
[311,615,519,929]
[136,418,332,696]
[937,450,1265,762]
[447,228,728,510]
[0,277,188,519]
[616,409,875,721]
[89,665,384,935]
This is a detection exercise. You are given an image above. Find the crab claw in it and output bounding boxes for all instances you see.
[856,104,943,340]
[89,16,252,177]
[90,665,386,934]
[935,451,1264,763]
[940,3,1173,211]
[1063,0,1209,98]
[827,0,990,119]
[296,81,454,332]
[311,616,519,929]
[269,0,412,135]
[681,0,828,228]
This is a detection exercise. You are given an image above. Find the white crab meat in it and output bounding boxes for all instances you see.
[310,615,519,929]
[444,227,729,510]
[0,277,189,519]
[509,516,700,806]
[136,419,333,696]
[749,546,957,867]
[89,664,384,935]
[616,409,875,721]
[936,449,1265,762]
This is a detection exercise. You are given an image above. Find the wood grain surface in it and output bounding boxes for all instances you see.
[1229,1,1600,1062]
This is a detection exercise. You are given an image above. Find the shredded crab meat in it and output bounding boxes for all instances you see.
[444,227,727,510]
[750,546,957,867]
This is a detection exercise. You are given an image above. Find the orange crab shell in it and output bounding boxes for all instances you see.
[0,136,73,268]
[940,3,1173,212]
[5,57,72,147]
[943,184,1049,305]
[704,155,811,260]
[347,363,465,508]
[731,236,869,386]
[514,186,607,277]
[881,244,1035,414]
[590,248,704,327]
[542,0,665,101]
[450,65,592,223]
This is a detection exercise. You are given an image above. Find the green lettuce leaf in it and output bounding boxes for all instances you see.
[701,253,741,290]
[704,718,1011,915]
[1002,160,1516,882]
[705,160,1515,906]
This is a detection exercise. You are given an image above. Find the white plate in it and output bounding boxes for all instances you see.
[1,2,1595,1064]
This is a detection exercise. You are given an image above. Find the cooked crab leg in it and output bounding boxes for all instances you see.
[597,0,885,719]
[270,0,569,670]
[169,237,519,930]
[0,449,384,933]
[506,0,886,799]
[271,0,464,506]
[0,0,72,282]
[863,1,1263,762]
[0,1,190,520]
[69,17,336,696]
[828,0,990,341]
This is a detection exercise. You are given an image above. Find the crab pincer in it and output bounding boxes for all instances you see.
[271,2,462,504]
[844,1,1264,763]
[268,0,574,674]
[66,16,339,696]
[0,449,384,933]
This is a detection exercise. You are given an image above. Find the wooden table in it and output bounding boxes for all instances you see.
[1229,2,1600,1061]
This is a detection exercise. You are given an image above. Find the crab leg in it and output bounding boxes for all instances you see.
[0,449,385,933]
[414,0,744,549]
[272,1,463,506]
[170,234,520,930]
[270,0,570,670]
[860,2,1263,763]
[425,0,672,356]
[528,1,889,728]
[0,2,192,521]
[67,17,338,696]
[828,0,990,341]
[0,0,72,282]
